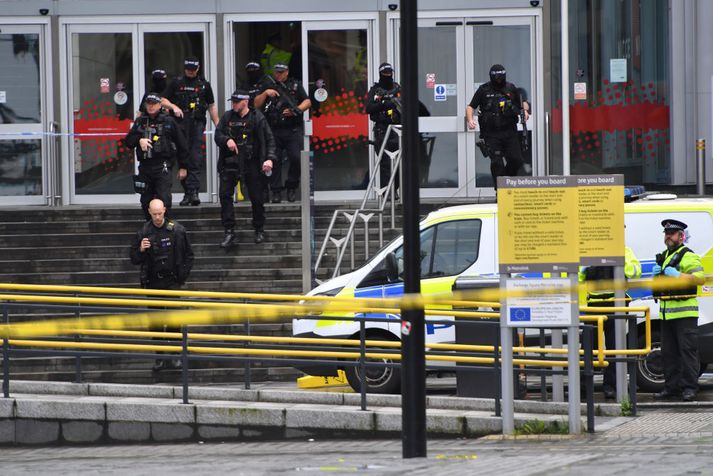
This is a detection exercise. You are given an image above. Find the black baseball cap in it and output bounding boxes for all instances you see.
[273,63,289,72]
[151,69,167,80]
[245,61,261,71]
[144,93,162,104]
[379,62,393,73]
[184,57,200,70]
[229,89,250,102]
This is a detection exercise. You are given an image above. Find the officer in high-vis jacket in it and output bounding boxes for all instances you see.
[652,219,705,402]
[466,64,528,189]
[215,89,277,248]
[162,56,220,207]
[124,93,188,220]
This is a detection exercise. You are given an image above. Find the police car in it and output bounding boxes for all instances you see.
[293,194,713,393]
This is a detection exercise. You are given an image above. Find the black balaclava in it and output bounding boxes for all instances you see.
[245,61,263,85]
[378,62,394,89]
[151,69,167,95]
[489,64,506,89]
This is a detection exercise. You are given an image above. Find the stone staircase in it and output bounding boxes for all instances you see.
[0,200,412,384]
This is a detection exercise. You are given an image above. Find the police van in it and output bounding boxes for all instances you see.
[293,195,713,393]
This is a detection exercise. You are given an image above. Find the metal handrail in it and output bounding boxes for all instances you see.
[314,126,403,280]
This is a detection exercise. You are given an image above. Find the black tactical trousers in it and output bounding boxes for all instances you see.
[138,161,173,220]
[270,126,303,192]
[661,316,700,393]
[219,164,265,232]
[374,124,400,192]
[482,130,523,189]
[180,118,205,193]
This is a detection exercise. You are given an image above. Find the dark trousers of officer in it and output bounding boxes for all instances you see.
[180,118,205,193]
[482,130,523,189]
[661,316,700,393]
[219,163,265,232]
[138,161,172,220]
[374,124,400,192]
[586,294,618,392]
[270,126,303,193]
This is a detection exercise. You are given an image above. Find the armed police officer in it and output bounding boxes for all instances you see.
[466,64,529,189]
[130,198,194,291]
[124,93,189,220]
[652,219,705,402]
[162,57,220,207]
[215,89,277,248]
[254,63,311,203]
[241,61,273,204]
[366,62,401,192]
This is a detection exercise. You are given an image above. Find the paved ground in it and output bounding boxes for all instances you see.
[1,430,712,475]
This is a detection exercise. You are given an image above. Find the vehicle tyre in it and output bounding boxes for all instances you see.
[636,330,706,392]
[344,333,401,394]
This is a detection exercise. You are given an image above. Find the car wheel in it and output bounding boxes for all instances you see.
[636,331,665,392]
[344,333,401,394]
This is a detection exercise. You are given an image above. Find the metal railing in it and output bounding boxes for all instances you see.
[314,126,403,281]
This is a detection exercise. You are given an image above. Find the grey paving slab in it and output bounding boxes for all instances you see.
[106,399,194,423]
[197,425,241,440]
[90,383,174,398]
[107,422,151,442]
[184,386,259,402]
[15,398,105,420]
[9,381,88,396]
[15,420,59,444]
[152,422,194,441]
[259,389,344,405]
[0,420,15,443]
[61,421,104,443]
[285,404,374,431]
[195,401,286,427]
[0,398,14,418]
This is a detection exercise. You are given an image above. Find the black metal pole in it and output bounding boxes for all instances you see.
[400,0,426,459]
[2,304,9,398]
[181,326,189,405]
[627,317,638,416]
[583,325,594,433]
[359,318,367,411]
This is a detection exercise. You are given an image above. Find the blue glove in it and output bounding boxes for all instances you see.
[652,264,662,275]
[663,267,681,278]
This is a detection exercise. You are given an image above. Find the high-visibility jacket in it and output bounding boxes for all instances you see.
[660,245,705,320]
[578,246,642,300]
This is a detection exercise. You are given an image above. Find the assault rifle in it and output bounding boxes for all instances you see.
[519,99,529,152]
[264,75,302,118]
[141,117,153,161]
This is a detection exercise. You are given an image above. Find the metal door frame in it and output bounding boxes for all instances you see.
[59,15,216,205]
[223,12,379,202]
[387,8,544,200]
[0,20,52,206]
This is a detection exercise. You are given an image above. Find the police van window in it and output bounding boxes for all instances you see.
[356,219,480,288]
[427,219,481,278]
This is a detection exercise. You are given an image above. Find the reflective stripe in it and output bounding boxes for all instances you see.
[689,266,704,273]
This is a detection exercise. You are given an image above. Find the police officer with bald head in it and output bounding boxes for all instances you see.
[466,64,528,189]
[652,219,705,401]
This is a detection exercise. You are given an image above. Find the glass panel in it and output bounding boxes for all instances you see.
[72,33,134,195]
[144,31,206,192]
[0,139,42,196]
[568,0,670,185]
[421,132,457,188]
[429,219,481,277]
[232,22,303,85]
[393,225,436,279]
[0,33,41,124]
[472,24,532,187]
[418,26,458,116]
[308,29,369,191]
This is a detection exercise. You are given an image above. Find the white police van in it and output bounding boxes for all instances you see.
[293,195,713,393]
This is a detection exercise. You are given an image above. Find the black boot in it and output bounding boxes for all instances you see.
[254,230,265,244]
[220,229,236,249]
[286,188,297,202]
[190,190,201,206]
[179,193,191,206]
[271,191,282,204]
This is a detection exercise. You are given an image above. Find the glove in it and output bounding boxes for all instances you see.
[652,264,662,275]
[663,267,681,278]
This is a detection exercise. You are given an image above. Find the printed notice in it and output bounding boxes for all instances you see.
[497,176,580,273]
[505,278,574,327]
[610,59,627,83]
[575,174,625,266]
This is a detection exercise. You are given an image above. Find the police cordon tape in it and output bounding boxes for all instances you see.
[0,276,683,339]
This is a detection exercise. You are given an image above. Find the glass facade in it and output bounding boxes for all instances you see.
[558,0,670,185]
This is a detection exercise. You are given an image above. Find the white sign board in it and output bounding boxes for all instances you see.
[0,91,5,104]
[610,59,627,83]
[434,84,447,101]
[505,278,573,327]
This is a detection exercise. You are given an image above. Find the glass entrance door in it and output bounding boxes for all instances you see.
[390,13,541,199]
[0,24,49,204]
[303,20,372,199]
[64,21,212,205]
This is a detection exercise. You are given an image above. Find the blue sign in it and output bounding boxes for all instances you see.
[509,307,532,322]
[434,84,447,101]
